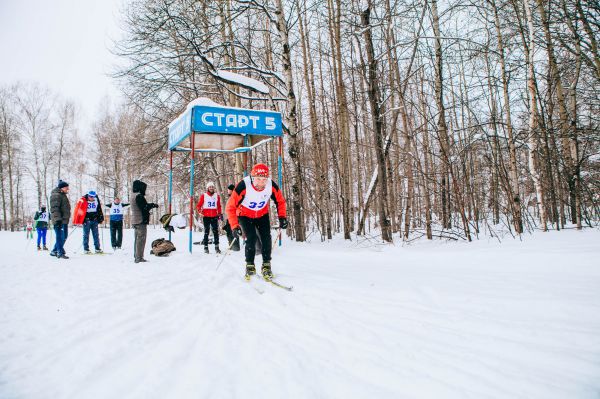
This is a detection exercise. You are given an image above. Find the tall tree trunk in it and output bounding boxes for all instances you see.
[524,0,548,230]
[0,120,7,231]
[431,0,451,230]
[431,0,472,240]
[361,5,392,242]
[327,0,353,240]
[298,2,331,240]
[420,75,433,239]
[274,0,306,241]
[535,0,581,229]
[490,0,523,233]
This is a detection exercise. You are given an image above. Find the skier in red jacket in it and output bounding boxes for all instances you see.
[196,181,222,254]
[226,163,287,279]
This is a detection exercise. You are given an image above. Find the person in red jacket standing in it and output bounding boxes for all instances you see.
[226,163,287,280]
[196,181,222,254]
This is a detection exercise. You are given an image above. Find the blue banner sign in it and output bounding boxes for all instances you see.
[168,109,193,150]
[192,106,282,137]
[168,105,282,150]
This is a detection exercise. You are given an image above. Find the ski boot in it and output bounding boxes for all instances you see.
[95,249,103,254]
[37,245,41,251]
[261,262,273,281]
[244,263,256,280]
[43,245,48,251]
[215,245,221,254]
[84,250,92,255]
[204,245,209,254]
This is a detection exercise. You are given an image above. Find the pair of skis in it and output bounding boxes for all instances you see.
[245,273,293,292]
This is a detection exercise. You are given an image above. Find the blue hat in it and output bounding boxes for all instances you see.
[88,190,97,197]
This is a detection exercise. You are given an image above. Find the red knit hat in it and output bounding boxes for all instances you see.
[251,163,269,177]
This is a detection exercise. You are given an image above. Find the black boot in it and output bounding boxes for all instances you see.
[204,245,209,254]
[215,245,221,254]
[262,262,273,280]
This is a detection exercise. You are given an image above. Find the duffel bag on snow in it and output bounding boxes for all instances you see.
[150,238,176,256]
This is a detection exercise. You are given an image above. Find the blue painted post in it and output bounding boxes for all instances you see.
[189,132,195,254]
[243,135,249,177]
[168,151,173,242]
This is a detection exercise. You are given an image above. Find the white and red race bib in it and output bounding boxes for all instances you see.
[240,176,271,211]
[203,193,219,209]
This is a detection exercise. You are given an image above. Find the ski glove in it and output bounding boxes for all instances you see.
[233,226,242,236]
[218,214,223,221]
[279,217,288,229]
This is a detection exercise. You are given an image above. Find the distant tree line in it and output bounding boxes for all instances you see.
[3,0,598,242]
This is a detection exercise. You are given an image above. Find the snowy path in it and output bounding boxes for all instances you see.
[1,227,599,398]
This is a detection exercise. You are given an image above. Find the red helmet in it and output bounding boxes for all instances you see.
[251,163,269,177]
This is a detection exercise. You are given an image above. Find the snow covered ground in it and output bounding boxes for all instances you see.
[1,226,599,399]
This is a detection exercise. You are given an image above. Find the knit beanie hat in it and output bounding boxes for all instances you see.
[251,163,269,177]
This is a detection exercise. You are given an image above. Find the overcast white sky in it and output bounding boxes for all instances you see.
[0,0,124,124]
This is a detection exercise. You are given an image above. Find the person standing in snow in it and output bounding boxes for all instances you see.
[25,221,33,240]
[33,205,50,250]
[50,180,71,259]
[130,180,158,263]
[81,191,105,254]
[196,181,222,254]
[105,197,129,250]
[226,163,287,279]
[221,184,238,251]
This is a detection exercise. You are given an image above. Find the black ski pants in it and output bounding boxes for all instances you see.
[239,214,271,264]
[110,220,123,248]
[202,216,219,246]
[223,220,234,245]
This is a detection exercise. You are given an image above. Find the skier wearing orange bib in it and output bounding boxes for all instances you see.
[225,163,287,279]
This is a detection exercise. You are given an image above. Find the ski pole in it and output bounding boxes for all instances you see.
[67,225,82,253]
[215,234,240,271]
[101,222,105,250]
[271,227,282,253]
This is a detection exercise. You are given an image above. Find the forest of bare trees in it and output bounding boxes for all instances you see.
[1,0,599,243]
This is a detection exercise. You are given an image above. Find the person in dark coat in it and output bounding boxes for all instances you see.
[130,180,158,263]
[105,197,129,250]
[81,190,104,254]
[34,205,50,250]
[50,180,71,259]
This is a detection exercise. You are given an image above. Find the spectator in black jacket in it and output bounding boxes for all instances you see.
[50,180,71,259]
[81,190,105,254]
[130,180,158,263]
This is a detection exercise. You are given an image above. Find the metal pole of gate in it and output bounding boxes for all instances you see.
[189,133,195,254]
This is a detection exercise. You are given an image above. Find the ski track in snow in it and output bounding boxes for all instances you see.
[1,227,600,398]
